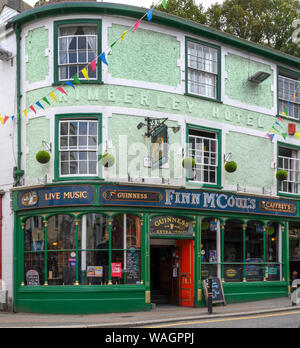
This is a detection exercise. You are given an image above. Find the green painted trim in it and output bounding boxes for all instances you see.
[277,141,300,198]
[10,2,299,69]
[186,123,222,188]
[53,18,102,85]
[54,113,103,181]
[185,37,222,103]
[14,24,24,187]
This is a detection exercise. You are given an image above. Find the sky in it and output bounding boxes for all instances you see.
[23,0,223,10]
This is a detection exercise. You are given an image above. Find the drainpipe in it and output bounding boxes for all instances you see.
[13,24,24,186]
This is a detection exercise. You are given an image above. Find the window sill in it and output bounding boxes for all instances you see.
[53,177,105,182]
[184,92,222,104]
[52,81,104,87]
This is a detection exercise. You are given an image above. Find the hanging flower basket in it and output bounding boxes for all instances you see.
[225,161,237,173]
[36,150,50,164]
[182,157,195,170]
[100,153,115,168]
[276,170,288,181]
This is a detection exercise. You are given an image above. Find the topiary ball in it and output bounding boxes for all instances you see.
[225,161,237,173]
[276,170,288,181]
[182,157,195,170]
[100,153,115,168]
[36,151,50,164]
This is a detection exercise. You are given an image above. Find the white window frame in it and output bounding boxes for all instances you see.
[187,40,219,100]
[278,75,300,121]
[188,131,218,185]
[59,119,99,178]
[58,31,98,82]
[278,146,300,195]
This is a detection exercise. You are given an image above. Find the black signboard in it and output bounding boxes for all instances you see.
[126,249,140,284]
[202,277,226,305]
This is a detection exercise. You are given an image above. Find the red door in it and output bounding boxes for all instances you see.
[177,240,194,307]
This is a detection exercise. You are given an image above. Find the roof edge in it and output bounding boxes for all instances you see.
[9,1,300,69]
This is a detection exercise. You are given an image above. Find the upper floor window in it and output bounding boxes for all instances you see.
[186,39,220,101]
[54,19,102,84]
[278,73,300,121]
[278,145,300,195]
[187,126,220,186]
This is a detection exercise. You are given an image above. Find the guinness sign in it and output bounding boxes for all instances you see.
[150,216,194,237]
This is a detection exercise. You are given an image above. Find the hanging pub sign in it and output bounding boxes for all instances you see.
[151,125,168,168]
[150,216,194,237]
[99,185,298,217]
[16,185,95,210]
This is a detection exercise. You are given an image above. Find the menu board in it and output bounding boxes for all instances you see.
[202,277,226,305]
[26,270,40,286]
[126,249,140,284]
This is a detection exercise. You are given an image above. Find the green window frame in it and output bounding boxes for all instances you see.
[277,141,300,198]
[201,218,285,283]
[53,18,102,85]
[185,37,221,103]
[186,124,222,189]
[54,113,103,182]
[277,66,300,121]
[21,213,144,287]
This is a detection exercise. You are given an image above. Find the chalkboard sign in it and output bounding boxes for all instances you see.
[26,270,40,286]
[202,277,226,305]
[126,249,140,284]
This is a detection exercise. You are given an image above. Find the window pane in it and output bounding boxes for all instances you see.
[112,214,124,249]
[266,223,279,263]
[201,218,218,263]
[126,215,141,248]
[78,36,86,49]
[47,215,76,250]
[47,251,76,286]
[82,251,109,285]
[24,217,45,252]
[224,220,243,262]
[246,221,264,281]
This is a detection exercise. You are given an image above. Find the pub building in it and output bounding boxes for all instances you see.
[1,1,299,314]
[13,184,298,313]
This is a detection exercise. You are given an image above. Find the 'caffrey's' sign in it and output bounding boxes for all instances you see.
[100,185,298,217]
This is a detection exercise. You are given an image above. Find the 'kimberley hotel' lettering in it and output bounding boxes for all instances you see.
[45,191,88,201]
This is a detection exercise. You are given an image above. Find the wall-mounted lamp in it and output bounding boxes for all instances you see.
[42,141,52,153]
[248,71,271,84]
[0,45,12,61]
[136,117,180,137]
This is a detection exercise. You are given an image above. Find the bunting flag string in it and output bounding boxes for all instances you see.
[1,0,166,126]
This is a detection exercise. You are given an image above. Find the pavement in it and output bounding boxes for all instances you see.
[0,297,299,328]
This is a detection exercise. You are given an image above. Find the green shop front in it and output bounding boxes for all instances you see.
[13,184,298,314]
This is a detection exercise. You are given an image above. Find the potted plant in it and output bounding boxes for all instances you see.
[100,153,115,168]
[182,157,195,170]
[36,150,50,164]
[276,169,288,181]
[225,161,237,173]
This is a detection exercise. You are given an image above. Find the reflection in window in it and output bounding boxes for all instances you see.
[246,221,264,282]
[47,215,76,285]
[266,222,281,281]
[111,214,141,285]
[80,214,109,285]
[224,220,243,282]
[24,217,45,285]
[201,218,219,278]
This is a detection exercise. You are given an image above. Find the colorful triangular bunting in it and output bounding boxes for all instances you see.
[100,52,108,66]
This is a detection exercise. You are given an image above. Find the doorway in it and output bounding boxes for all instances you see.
[150,239,194,307]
